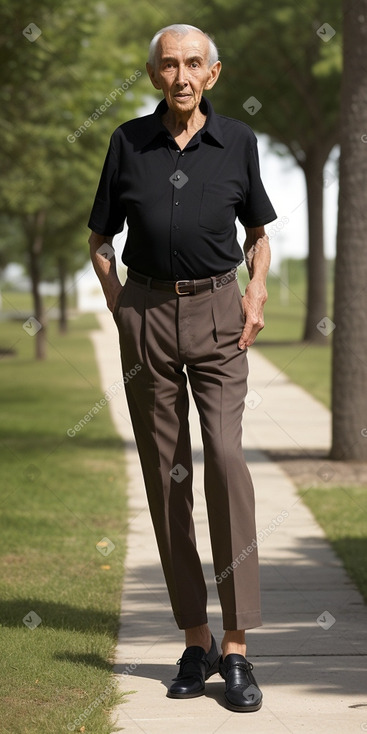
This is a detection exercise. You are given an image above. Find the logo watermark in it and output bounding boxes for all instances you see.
[23,610,42,629]
[169,464,189,483]
[96,537,115,557]
[243,96,262,115]
[23,316,42,336]
[316,610,336,630]
[23,23,42,42]
[316,316,336,336]
[316,23,336,42]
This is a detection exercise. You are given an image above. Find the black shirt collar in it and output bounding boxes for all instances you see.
[141,96,224,149]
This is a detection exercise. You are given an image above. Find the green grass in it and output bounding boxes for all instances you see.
[0,313,129,734]
[301,487,367,602]
[0,266,365,734]
[238,260,333,408]
[0,287,77,315]
[257,341,332,407]
[240,260,366,604]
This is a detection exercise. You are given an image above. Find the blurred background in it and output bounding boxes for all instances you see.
[1,3,367,731]
[1,0,342,348]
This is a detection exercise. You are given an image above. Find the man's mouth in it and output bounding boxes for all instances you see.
[174,93,192,99]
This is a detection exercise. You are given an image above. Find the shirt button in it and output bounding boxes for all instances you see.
[173,250,178,255]
[175,201,180,206]
[173,225,179,230]
[181,152,185,156]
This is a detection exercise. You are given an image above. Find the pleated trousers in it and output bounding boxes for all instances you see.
[113,272,262,630]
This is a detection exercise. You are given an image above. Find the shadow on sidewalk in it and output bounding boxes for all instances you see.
[113,657,367,700]
[113,550,367,699]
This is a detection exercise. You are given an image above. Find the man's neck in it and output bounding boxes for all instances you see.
[162,105,207,140]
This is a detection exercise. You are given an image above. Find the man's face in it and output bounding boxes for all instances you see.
[147,31,221,114]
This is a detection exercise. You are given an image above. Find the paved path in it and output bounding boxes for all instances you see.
[91,312,367,734]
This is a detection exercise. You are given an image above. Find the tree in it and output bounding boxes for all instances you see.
[0,1,94,357]
[330,0,367,461]
[41,213,90,334]
[0,0,146,357]
[194,0,342,342]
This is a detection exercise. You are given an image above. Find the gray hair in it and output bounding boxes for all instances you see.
[148,24,219,67]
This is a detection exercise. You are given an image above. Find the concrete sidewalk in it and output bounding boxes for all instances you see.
[91,313,367,734]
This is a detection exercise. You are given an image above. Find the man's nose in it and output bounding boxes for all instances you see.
[176,63,188,85]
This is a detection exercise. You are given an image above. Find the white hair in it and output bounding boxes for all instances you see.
[148,24,219,67]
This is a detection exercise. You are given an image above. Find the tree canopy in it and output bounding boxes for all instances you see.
[0,0,147,355]
[0,0,343,354]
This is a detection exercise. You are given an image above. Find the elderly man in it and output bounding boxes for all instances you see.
[88,23,276,712]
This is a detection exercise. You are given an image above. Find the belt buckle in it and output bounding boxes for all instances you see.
[175,279,191,295]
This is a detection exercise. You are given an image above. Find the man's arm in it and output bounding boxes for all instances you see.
[89,231,123,313]
[238,225,271,350]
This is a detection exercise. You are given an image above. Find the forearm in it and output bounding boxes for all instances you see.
[238,226,270,349]
[244,227,271,283]
[89,232,122,311]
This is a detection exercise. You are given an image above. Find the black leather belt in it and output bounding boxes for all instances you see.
[127,268,237,295]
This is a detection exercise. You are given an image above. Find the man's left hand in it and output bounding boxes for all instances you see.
[238,279,268,350]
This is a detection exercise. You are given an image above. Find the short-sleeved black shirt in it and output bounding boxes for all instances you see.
[88,96,276,280]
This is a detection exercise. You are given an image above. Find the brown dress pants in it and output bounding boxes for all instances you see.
[113,272,262,631]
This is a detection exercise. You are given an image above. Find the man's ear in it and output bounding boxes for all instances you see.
[204,61,222,90]
[146,62,162,90]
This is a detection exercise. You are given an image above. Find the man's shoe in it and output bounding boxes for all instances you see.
[167,634,220,698]
[219,653,263,712]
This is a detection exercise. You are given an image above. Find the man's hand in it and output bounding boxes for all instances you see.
[238,225,271,349]
[238,279,268,350]
[89,231,123,313]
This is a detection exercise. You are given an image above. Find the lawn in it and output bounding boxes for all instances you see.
[238,259,333,408]
[238,260,367,603]
[0,312,129,734]
[1,288,77,314]
[0,263,365,734]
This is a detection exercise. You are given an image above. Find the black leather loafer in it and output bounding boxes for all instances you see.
[219,653,263,712]
[167,634,220,698]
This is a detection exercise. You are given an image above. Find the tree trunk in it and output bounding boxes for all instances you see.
[26,210,47,360]
[302,150,328,343]
[331,0,367,461]
[58,256,68,334]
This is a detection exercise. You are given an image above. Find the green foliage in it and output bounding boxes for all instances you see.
[107,0,342,161]
[0,1,343,349]
[0,0,147,283]
[199,0,342,158]
[0,215,26,271]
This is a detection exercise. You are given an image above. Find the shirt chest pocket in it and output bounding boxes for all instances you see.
[198,183,236,233]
